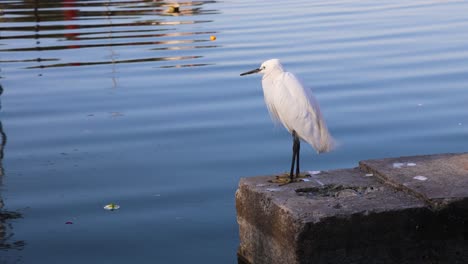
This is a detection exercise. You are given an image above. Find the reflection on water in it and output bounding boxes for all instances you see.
[0,83,24,260]
[0,0,220,256]
[1,0,221,259]
[0,0,220,69]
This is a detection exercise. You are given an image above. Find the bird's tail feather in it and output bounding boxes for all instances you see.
[317,132,337,153]
[311,118,336,154]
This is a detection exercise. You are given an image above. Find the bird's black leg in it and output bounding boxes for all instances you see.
[295,135,300,177]
[289,131,297,181]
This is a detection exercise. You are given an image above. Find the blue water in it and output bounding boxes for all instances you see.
[1,0,468,263]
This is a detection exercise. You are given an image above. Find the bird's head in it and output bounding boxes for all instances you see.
[240,59,284,76]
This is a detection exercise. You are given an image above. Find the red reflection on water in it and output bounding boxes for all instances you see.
[64,0,80,54]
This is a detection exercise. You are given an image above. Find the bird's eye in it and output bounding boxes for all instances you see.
[262,66,266,70]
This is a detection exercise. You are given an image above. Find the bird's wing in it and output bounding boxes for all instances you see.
[274,72,335,153]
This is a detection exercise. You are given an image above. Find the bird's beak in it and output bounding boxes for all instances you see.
[240,68,261,76]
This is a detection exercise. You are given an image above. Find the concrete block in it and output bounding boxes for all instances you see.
[360,152,468,209]
[236,153,468,264]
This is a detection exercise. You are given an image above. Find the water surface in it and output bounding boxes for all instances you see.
[1,0,468,263]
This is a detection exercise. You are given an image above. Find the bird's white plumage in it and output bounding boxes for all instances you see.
[258,59,335,153]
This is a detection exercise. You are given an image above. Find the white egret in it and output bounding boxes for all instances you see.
[241,59,335,183]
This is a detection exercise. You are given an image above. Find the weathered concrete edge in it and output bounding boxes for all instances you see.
[236,177,302,264]
[358,160,434,206]
[359,152,468,210]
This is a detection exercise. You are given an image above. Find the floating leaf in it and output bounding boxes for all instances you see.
[104,203,120,211]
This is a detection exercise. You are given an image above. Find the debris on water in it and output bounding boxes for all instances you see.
[459,123,463,126]
[417,103,423,106]
[365,173,374,177]
[308,170,321,175]
[104,203,120,211]
[413,176,427,181]
[210,35,216,41]
[110,112,124,118]
[65,221,73,224]
[166,4,180,13]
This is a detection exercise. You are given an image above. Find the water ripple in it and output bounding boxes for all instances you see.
[0,0,220,69]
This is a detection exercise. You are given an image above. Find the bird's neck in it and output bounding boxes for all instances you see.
[262,68,284,80]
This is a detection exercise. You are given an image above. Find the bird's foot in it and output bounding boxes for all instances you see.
[269,172,311,185]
